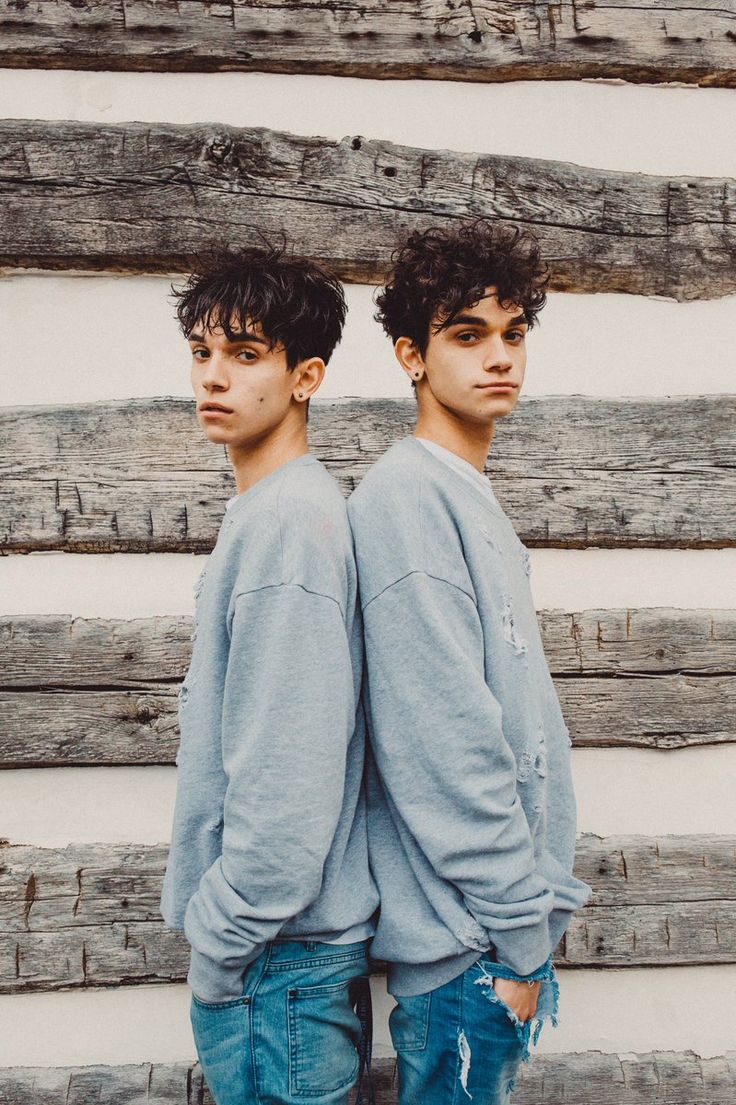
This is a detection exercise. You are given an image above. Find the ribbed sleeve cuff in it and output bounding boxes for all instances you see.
[187,944,263,1005]
[487,917,552,978]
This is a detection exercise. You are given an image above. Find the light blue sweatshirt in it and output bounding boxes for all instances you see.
[160,453,378,1003]
[347,435,592,1008]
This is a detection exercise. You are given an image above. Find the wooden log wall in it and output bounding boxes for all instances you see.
[1,121,735,299]
[2,835,734,994]
[0,0,734,87]
[2,396,735,553]
[1,6,735,1103]
[3,1052,734,1105]
[1,608,735,767]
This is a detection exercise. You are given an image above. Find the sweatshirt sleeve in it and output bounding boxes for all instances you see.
[184,583,355,1003]
[362,570,556,977]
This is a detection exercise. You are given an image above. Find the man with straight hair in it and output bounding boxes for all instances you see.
[160,245,378,1105]
[347,220,593,1104]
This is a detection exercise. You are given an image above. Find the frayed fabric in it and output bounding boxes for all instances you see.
[457,1029,473,1099]
[472,956,560,1064]
[501,595,527,656]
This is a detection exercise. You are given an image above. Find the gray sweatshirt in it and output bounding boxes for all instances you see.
[160,453,378,1003]
[347,435,592,999]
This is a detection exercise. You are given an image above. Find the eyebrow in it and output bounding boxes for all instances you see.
[447,313,529,329]
[188,330,270,346]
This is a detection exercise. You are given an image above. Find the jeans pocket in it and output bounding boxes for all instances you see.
[191,993,250,1011]
[388,991,432,1052]
[287,978,361,1097]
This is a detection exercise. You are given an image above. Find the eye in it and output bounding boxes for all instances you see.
[506,330,526,343]
[191,348,208,360]
[457,331,479,343]
[237,348,258,362]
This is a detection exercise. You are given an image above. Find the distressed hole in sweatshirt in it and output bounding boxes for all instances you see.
[457,923,489,952]
[478,524,498,549]
[534,744,547,779]
[193,568,207,599]
[207,817,224,833]
[516,748,534,783]
[457,1029,473,1099]
[501,596,527,656]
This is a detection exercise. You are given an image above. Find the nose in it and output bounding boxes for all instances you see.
[201,350,228,390]
[483,334,513,371]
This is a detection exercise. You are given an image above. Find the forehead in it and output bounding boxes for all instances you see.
[451,287,524,324]
[188,313,268,342]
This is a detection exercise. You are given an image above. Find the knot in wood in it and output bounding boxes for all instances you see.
[205,134,238,170]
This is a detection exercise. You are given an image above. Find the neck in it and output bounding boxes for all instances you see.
[413,407,494,473]
[228,422,310,494]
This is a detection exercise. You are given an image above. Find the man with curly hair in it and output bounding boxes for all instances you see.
[160,246,378,1105]
[347,220,592,1104]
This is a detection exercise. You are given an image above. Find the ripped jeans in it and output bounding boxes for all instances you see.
[389,953,559,1104]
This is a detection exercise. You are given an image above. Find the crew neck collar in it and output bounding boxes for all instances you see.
[401,434,504,520]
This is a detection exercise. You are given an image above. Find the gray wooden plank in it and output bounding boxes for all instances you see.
[1,1053,736,1105]
[2,120,735,299]
[1,836,733,993]
[0,0,734,88]
[5,610,734,685]
[1,396,734,553]
[1,609,735,766]
[2,671,733,766]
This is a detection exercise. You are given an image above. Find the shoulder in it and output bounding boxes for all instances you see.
[348,437,470,606]
[276,457,352,554]
[224,457,355,611]
[276,458,354,609]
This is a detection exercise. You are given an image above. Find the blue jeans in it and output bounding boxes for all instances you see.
[190,939,371,1105]
[389,954,559,1105]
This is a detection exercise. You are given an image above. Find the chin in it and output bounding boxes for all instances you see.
[199,425,231,444]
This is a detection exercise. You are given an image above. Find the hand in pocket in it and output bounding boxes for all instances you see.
[491,977,541,1023]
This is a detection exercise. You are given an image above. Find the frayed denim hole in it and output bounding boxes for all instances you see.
[457,1029,473,1099]
[472,970,533,1063]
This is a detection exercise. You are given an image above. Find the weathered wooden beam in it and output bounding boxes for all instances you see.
[1,836,733,993]
[1,1052,735,1105]
[1,609,734,766]
[0,1,734,88]
[1,396,734,554]
[4,610,733,685]
[1,121,735,299]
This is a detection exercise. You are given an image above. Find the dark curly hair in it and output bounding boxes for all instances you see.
[375,219,550,358]
[171,243,347,370]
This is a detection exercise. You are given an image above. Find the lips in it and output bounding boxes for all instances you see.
[477,383,518,390]
[199,403,233,412]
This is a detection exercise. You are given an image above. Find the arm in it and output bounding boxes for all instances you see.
[362,570,555,977]
[184,583,355,1002]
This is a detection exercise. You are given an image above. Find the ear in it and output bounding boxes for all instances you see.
[292,357,326,403]
[394,337,425,385]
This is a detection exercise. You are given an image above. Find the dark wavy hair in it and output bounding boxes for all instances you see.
[375,219,550,358]
[171,243,347,369]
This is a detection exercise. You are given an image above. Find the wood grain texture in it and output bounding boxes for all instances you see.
[1,836,733,993]
[2,120,735,299]
[1,1053,736,1105]
[0,1,734,87]
[2,609,734,766]
[1,396,734,554]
